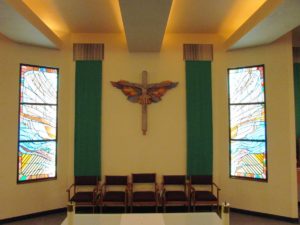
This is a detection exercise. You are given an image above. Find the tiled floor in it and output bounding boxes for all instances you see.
[2,211,299,225]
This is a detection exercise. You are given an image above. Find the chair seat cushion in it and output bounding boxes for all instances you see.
[194,191,217,201]
[103,191,126,202]
[165,191,187,201]
[133,191,156,202]
[71,192,94,202]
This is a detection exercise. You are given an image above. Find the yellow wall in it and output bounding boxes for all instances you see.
[0,36,73,219]
[69,33,220,180]
[213,33,298,218]
[0,32,298,219]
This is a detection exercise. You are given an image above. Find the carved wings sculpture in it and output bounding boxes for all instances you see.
[111,80,178,105]
[111,71,178,135]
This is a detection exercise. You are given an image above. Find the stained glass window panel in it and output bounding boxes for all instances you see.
[230,140,266,179]
[228,65,267,181]
[20,65,57,104]
[18,141,56,182]
[19,105,57,141]
[230,104,265,140]
[18,64,58,183]
[229,66,264,104]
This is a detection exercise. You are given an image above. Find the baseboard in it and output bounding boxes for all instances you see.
[1,206,298,224]
[0,208,66,224]
[231,207,299,224]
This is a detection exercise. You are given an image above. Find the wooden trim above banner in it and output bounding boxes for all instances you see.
[293,47,300,63]
[73,43,104,61]
[183,44,213,61]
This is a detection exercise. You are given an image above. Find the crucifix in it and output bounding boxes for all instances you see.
[111,71,178,135]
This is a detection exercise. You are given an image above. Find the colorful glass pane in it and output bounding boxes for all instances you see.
[18,64,58,183]
[19,105,57,141]
[228,65,267,181]
[18,141,56,181]
[230,104,265,140]
[229,66,264,104]
[230,140,266,179]
[20,65,57,104]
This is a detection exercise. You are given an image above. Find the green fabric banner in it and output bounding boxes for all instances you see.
[294,63,300,138]
[74,61,102,176]
[186,61,213,176]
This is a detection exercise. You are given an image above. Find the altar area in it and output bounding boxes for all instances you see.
[61,212,222,225]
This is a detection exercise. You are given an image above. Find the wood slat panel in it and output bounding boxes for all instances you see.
[73,43,104,61]
[183,44,213,61]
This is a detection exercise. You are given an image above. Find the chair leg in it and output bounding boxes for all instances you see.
[217,204,220,215]
[130,204,133,213]
[193,203,195,212]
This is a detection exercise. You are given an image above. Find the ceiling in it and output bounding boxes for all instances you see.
[1,0,300,51]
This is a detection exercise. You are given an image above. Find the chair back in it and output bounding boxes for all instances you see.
[75,176,99,185]
[163,175,186,192]
[163,175,186,185]
[190,175,212,185]
[105,175,128,185]
[132,173,156,183]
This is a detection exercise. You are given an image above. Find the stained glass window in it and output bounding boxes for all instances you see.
[228,65,267,180]
[17,64,58,183]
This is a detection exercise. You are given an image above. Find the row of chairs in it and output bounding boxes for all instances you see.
[66,174,220,213]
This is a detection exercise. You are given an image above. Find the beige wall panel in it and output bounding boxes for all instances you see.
[213,33,298,218]
[0,32,297,219]
[0,37,73,219]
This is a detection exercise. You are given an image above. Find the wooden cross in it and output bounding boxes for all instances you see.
[111,71,178,135]
[141,71,148,135]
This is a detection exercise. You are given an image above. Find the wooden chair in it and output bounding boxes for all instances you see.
[161,175,189,212]
[99,175,129,212]
[129,173,159,212]
[188,175,220,213]
[66,176,100,212]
